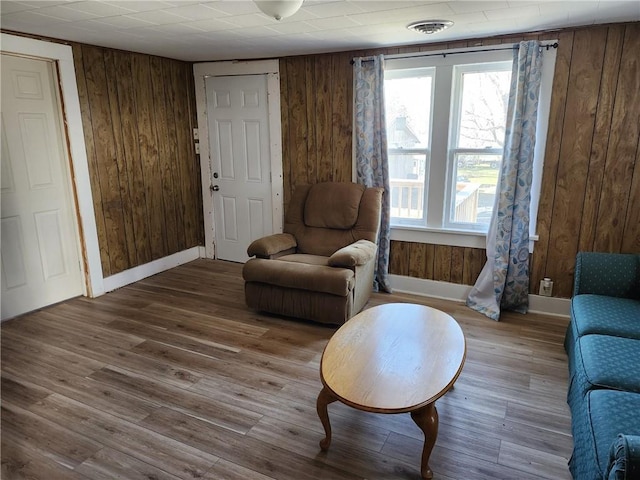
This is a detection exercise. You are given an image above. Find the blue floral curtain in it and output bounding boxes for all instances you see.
[467,41,544,320]
[353,54,392,293]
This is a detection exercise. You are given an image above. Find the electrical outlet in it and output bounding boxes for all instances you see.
[193,128,199,140]
[539,278,553,297]
[195,143,200,154]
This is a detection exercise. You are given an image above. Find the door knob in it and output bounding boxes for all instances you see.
[211,185,220,192]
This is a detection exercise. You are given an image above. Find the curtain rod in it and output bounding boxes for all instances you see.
[350,41,558,64]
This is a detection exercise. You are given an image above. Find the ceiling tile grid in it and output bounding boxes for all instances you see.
[1,0,638,61]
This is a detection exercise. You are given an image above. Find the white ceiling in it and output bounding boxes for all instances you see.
[1,0,639,61]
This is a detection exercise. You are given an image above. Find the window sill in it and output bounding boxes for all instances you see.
[390,226,486,248]
[390,226,540,251]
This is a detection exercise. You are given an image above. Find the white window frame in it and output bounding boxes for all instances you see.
[379,44,557,250]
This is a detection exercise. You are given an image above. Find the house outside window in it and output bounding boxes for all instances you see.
[384,49,513,234]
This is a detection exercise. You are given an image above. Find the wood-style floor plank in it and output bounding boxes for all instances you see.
[1,259,573,479]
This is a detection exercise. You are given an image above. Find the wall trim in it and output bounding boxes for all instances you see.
[389,274,570,318]
[103,247,200,292]
[1,33,104,297]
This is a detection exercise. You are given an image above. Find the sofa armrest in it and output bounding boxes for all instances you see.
[574,252,640,298]
[607,434,640,480]
[247,233,297,259]
[328,240,377,268]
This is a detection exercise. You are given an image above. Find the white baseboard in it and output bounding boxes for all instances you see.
[389,274,570,318]
[103,247,201,292]
[198,246,207,258]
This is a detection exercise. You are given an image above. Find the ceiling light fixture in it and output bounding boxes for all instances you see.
[407,20,454,35]
[254,0,304,21]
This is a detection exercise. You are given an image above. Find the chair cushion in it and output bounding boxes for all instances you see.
[304,182,365,229]
[243,258,355,296]
[571,295,640,340]
[577,335,640,394]
[278,253,329,266]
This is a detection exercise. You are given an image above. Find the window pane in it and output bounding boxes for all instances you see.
[385,75,432,149]
[457,69,511,149]
[453,153,501,225]
[389,152,427,221]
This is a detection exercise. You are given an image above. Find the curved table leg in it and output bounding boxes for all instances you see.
[410,403,438,480]
[316,386,338,450]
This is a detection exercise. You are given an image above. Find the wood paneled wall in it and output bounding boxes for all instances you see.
[279,22,640,298]
[72,44,203,277]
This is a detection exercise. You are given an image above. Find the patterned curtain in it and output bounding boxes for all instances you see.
[353,55,392,293]
[467,41,544,320]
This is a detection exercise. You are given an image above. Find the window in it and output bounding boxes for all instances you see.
[384,49,514,233]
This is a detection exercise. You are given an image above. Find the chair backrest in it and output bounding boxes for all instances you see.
[284,182,383,257]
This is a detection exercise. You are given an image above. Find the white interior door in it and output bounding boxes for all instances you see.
[1,54,83,320]
[205,74,273,263]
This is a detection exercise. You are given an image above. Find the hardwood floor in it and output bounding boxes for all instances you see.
[1,259,573,480]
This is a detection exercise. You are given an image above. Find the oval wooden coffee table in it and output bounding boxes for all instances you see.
[316,303,466,479]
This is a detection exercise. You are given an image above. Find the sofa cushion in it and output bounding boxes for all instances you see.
[572,295,640,340]
[243,258,354,297]
[304,182,365,229]
[577,335,640,394]
[588,390,640,478]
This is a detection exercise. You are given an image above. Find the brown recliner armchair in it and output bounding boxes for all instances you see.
[242,182,383,325]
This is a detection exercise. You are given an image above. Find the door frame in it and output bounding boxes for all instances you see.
[1,33,104,297]
[193,60,283,259]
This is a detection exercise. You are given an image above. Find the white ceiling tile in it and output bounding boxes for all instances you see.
[84,15,155,28]
[222,12,277,27]
[449,1,509,15]
[205,0,260,15]
[305,15,361,29]
[0,1,38,14]
[10,0,69,7]
[160,3,226,20]
[30,4,99,21]
[1,10,68,26]
[265,20,320,34]
[484,4,540,21]
[184,17,242,31]
[125,9,189,24]
[100,1,177,13]
[303,1,366,16]
[61,1,137,16]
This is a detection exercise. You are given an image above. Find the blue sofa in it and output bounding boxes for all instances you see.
[565,252,640,479]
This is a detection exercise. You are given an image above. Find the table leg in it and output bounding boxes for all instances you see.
[410,403,438,480]
[316,386,338,450]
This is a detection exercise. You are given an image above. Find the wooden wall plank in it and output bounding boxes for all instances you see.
[71,44,110,276]
[279,58,291,210]
[184,63,204,248]
[622,138,640,253]
[151,56,179,255]
[131,53,167,261]
[545,27,608,297]
[450,247,464,284]
[577,26,624,253]
[288,57,309,191]
[433,246,452,282]
[408,242,427,279]
[102,50,137,268]
[424,244,435,280]
[389,241,410,277]
[112,53,152,266]
[315,55,333,182]
[594,23,640,253]
[332,53,352,183]
[82,45,129,274]
[304,57,317,185]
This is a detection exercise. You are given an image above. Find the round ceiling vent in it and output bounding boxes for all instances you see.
[407,20,454,35]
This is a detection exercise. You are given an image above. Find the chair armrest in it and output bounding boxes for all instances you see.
[607,434,640,480]
[328,240,377,268]
[574,252,639,298]
[247,233,297,258]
